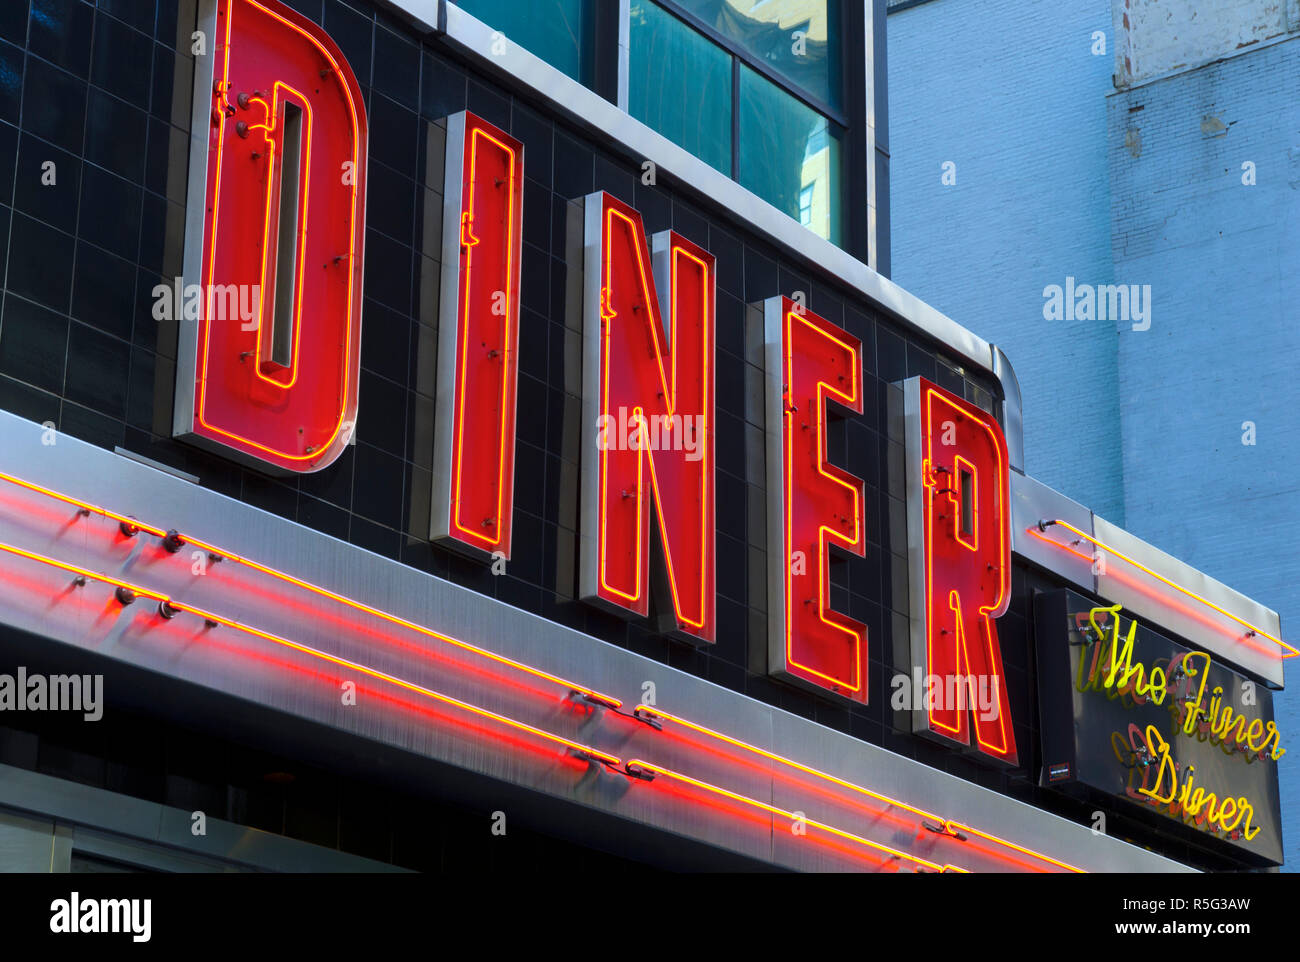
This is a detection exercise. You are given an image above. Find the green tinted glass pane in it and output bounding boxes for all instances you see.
[738,65,841,245]
[671,0,841,111]
[457,0,593,84]
[629,1,732,176]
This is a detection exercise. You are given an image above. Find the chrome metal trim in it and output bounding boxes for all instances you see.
[1009,472,1095,588]
[990,345,1024,473]
[429,110,467,547]
[862,0,878,272]
[901,377,930,737]
[577,192,604,608]
[0,407,1190,872]
[172,0,219,446]
[762,296,789,687]
[617,0,630,111]
[1093,515,1285,688]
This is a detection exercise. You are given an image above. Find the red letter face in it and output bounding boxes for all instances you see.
[904,377,1017,765]
[430,112,524,558]
[764,297,868,703]
[173,0,367,473]
[579,192,716,644]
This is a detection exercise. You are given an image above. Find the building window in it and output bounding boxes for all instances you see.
[628,2,846,247]
[739,65,842,245]
[667,0,842,112]
[629,1,733,175]
[456,0,596,86]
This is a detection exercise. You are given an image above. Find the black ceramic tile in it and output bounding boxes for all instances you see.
[90,10,152,104]
[671,199,708,250]
[14,133,80,233]
[517,306,547,381]
[64,319,128,416]
[905,341,936,380]
[21,55,86,154]
[0,41,20,126]
[551,129,591,201]
[359,297,411,386]
[362,228,412,315]
[154,0,179,47]
[280,0,322,22]
[0,292,68,391]
[349,514,401,560]
[632,175,670,236]
[351,442,404,528]
[0,372,61,424]
[147,41,175,125]
[299,442,354,508]
[707,224,742,297]
[6,212,73,312]
[593,153,634,206]
[515,371,545,450]
[124,344,153,430]
[466,78,509,132]
[742,244,777,304]
[0,3,25,47]
[0,116,15,199]
[419,49,466,124]
[521,177,549,252]
[716,291,742,359]
[297,494,349,541]
[70,239,133,340]
[29,0,92,78]
[84,86,147,182]
[241,469,298,521]
[368,93,418,181]
[875,325,906,382]
[98,0,154,36]
[325,0,371,88]
[366,161,415,245]
[57,397,123,449]
[509,101,551,188]
[77,162,141,254]
[356,368,406,457]
[372,23,418,111]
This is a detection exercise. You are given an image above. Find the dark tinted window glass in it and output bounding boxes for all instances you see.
[629,1,732,175]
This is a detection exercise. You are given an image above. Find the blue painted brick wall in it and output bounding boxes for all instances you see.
[888,0,1124,522]
[1109,35,1300,870]
[890,1,1299,868]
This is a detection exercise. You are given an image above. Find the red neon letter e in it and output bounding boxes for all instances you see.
[765,297,868,703]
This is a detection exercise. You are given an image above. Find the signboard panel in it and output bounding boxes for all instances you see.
[1035,589,1284,866]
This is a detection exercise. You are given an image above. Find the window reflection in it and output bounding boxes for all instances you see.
[670,0,841,110]
[456,0,595,85]
[629,1,733,175]
[738,65,841,244]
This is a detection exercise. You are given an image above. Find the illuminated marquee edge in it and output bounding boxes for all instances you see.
[0,406,1194,872]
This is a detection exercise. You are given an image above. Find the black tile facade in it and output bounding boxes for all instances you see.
[0,0,1221,871]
